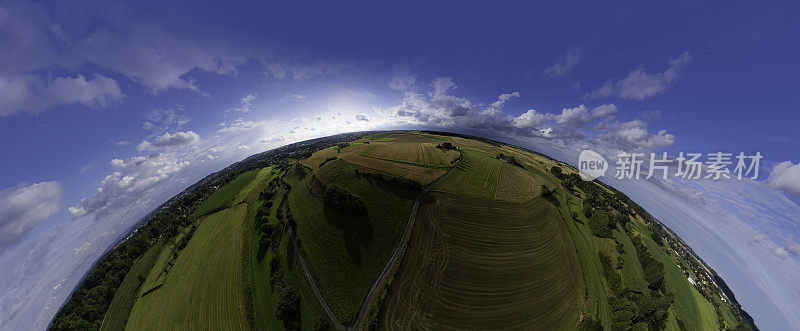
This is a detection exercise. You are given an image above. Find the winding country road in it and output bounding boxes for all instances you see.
[278,151,463,331]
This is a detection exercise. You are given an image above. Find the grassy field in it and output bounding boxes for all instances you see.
[339,152,446,184]
[367,142,459,167]
[233,167,273,205]
[192,169,260,217]
[433,149,502,200]
[284,161,417,323]
[381,193,582,329]
[613,225,649,295]
[101,239,166,331]
[126,204,249,330]
[631,220,718,329]
[495,161,539,202]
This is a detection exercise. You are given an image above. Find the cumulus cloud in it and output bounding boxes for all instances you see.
[789,244,800,257]
[587,52,691,100]
[591,103,617,117]
[599,119,675,150]
[489,92,520,112]
[774,247,789,258]
[383,77,671,152]
[767,161,800,196]
[0,182,63,247]
[136,131,200,152]
[544,46,582,79]
[0,1,345,116]
[68,153,190,217]
[355,114,369,122]
[0,74,123,116]
[513,109,545,129]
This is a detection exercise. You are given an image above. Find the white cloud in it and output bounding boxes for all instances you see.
[0,1,346,116]
[388,64,417,91]
[228,93,256,113]
[789,244,800,257]
[68,153,190,217]
[217,118,259,133]
[513,109,545,129]
[591,103,617,118]
[544,46,582,79]
[136,131,200,152]
[767,161,800,196]
[599,119,675,150]
[587,52,691,100]
[142,108,190,132]
[0,182,63,247]
[774,247,789,258]
[0,74,123,116]
[489,92,520,112]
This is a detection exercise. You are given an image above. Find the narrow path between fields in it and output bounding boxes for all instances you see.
[278,150,463,331]
[349,151,462,330]
[278,180,345,330]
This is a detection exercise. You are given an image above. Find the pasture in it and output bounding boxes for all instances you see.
[631,221,717,330]
[101,239,165,331]
[192,168,259,217]
[125,205,249,330]
[367,142,459,167]
[284,162,417,323]
[433,149,502,200]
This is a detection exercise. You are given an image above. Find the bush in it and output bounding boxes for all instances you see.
[589,211,613,238]
[578,314,602,331]
[436,142,456,150]
[354,169,422,190]
[275,286,300,321]
[322,184,366,214]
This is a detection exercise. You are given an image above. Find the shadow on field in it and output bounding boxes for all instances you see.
[323,206,373,266]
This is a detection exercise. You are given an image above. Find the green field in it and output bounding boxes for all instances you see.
[87,131,747,330]
[126,205,249,330]
[631,221,718,329]
[381,193,583,329]
[613,225,650,295]
[433,149,502,200]
[284,161,417,323]
[101,239,166,331]
[233,167,273,205]
[192,168,260,217]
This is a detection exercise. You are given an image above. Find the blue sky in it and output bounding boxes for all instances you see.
[1,0,799,329]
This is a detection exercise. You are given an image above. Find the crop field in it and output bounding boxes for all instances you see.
[300,148,339,168]
[192,169,259,217]
[285,163,417,323]
[495,161,539,202]
[381,193,582,329]
[434,149,501,200]
[101,239,166,331]
[126,204,249,330]
[233,167,273,205]
[338,152,445,184]
[557,189,612,328]
[367,142,459,167]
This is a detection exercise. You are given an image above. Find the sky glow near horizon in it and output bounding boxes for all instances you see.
[1,0,799,329]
